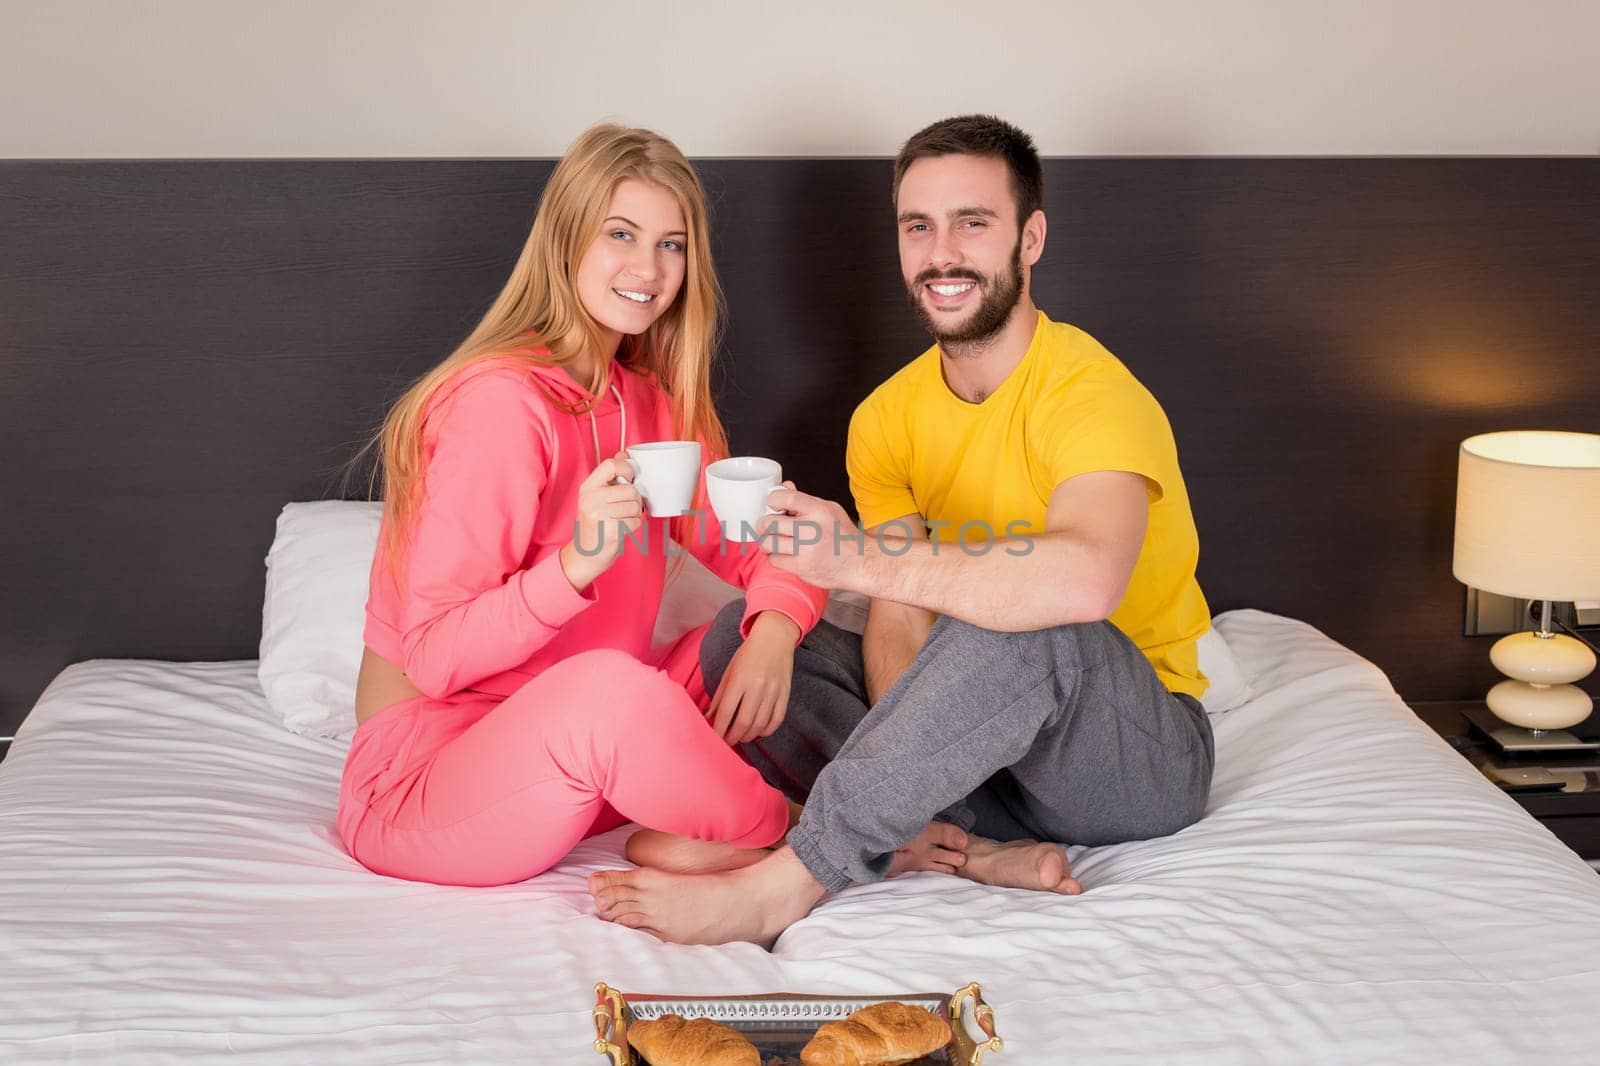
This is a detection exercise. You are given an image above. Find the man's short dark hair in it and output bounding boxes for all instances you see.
[892,114,1043,225]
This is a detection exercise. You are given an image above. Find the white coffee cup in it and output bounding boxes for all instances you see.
[706,456,783,543]
[624,441,701,517]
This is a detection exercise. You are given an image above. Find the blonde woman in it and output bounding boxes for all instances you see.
[338,125,828,886]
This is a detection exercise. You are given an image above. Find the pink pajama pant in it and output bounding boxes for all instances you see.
[336,625,789,886]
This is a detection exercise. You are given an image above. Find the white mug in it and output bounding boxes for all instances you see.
[706,456,782,543]
[624,441,701,517]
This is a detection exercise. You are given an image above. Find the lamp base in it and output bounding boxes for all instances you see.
[1482,630,1595,735]
[1485,678,1593,731]
[1464,706,1600,753]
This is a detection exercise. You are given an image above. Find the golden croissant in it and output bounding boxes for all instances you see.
[627,1013,760,1066]
[800,1001,952,1066]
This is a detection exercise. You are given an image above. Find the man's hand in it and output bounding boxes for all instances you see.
[756,485,865,591]
[707,611,800,745]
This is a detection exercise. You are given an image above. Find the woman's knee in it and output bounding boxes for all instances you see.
[520,649,693,725]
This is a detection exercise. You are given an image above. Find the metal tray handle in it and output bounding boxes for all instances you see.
[592,982,628,1065]
[949,982,1004,1065]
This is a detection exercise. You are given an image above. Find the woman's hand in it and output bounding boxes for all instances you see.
[559,452,642,591]
[708,611,801,745]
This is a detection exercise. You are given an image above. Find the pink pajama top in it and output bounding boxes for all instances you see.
[363,350,827,701]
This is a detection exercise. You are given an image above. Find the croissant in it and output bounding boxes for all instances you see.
[627,1013,760,1066]
[799,1001,952,1066]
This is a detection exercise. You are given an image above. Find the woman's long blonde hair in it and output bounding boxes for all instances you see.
[370,123,728,571]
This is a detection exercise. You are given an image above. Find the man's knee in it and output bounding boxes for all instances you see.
[699,597,748,691]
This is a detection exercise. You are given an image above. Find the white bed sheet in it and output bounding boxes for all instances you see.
[3,610,1599,1064]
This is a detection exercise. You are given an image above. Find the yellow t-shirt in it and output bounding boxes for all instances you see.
[846,311,1211,700]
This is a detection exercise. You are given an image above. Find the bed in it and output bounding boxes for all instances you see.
[4,605,1599,1063]
[4,157,1599,1064]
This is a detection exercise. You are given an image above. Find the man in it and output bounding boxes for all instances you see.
[589,115,1214,945]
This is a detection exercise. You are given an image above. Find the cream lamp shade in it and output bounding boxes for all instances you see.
[1453,430,1600,732]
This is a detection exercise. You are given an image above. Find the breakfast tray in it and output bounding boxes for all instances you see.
[592,981,1003,1065]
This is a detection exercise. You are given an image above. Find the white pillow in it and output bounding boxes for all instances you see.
[1196,625,1253,714]
[259,500,382,738]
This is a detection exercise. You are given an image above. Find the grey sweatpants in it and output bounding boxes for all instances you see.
[701,600,1215,892]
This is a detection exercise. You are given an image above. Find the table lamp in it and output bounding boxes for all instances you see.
[1453,431,1600,742]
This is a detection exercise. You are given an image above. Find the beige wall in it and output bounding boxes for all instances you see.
[2,0,1596,158]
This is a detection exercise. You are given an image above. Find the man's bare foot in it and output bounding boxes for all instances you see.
[589,846,826,946]
[958,836,1082,895]
[624,829,770,874]
[888,821,968,876]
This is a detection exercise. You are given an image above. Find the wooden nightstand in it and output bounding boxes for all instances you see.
[1410,700,1600,861]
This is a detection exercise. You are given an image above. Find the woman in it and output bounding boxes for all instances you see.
[338,124,829,887]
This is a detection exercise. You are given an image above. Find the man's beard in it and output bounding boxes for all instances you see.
[905,239,1024,351]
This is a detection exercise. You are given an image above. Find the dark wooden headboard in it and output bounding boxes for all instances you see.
[2,158,1597,736]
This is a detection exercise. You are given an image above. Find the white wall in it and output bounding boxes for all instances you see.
[2,0,1596,158]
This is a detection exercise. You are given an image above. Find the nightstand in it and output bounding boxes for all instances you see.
[1410,700,1600,861]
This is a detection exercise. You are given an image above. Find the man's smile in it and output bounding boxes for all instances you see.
[923,278,978,309]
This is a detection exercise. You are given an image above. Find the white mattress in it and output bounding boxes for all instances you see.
[3,609,1599,1064]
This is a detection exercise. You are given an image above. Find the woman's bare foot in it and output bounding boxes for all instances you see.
[888,821,969,876]
[958,836,1082,895]
[589,846,826,946]
[622,800,802,874]
[624,829,770,874]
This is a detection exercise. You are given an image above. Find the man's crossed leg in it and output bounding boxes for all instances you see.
[588,599,1213,945]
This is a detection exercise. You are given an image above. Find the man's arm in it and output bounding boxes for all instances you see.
[862,470,1148,630]
[860,517,936,704]
[763,470,1149,633]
